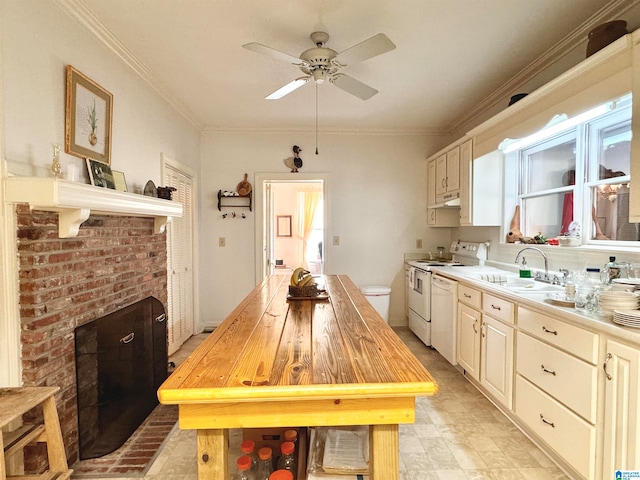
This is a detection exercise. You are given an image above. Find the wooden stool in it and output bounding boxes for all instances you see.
[0,386,72,480]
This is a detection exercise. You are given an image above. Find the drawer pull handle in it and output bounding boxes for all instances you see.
[464,293,471,298]
[491,304,501,311]
[542,326,558,335]
[120,332,135,344]
[604,352,613,381]
[472,320,478,334]
[539,414,555,428]
[540,364,556,376]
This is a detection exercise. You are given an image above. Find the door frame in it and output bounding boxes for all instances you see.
[254,172,330,285]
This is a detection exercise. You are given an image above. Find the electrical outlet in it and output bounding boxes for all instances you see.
[416,239,423,249]
[218,237,226,247]
[333,235,340,246]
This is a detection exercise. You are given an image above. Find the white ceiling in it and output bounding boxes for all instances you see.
[71,0,631,134]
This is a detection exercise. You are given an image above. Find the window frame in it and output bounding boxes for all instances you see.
[502,94,636,246]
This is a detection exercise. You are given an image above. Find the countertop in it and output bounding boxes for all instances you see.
[424,264,640,346]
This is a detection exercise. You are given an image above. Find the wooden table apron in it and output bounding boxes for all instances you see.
[158,274,438,480]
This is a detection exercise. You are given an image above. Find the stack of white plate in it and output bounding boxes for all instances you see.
[598,290,640,316]
[611,278,640,291]
[613,309,640,328]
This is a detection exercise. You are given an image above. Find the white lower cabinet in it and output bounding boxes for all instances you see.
[481,314,513,409]
[601,338,640,478]
[517,332,597,423]
[456,285,513,410]
[457,302,481,381]
[454,285,640,480]
[516,375,596,479]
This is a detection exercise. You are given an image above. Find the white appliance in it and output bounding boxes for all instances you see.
[406,241,489,360]
[407,267,431,346]
[431,274,458,365]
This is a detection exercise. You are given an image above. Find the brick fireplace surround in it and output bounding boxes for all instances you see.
[15,204,168,469]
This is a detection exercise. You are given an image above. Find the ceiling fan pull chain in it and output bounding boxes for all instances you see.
[315,82,319,155]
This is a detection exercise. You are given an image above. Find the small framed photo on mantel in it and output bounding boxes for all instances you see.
[65,65,113,165]
[86,159,116,189]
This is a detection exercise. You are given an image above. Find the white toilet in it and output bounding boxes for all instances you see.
[360,286,392,323]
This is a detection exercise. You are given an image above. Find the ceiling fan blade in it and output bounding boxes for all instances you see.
[330,74,378,100]
[265,77,310,99]
[243,42,302,65]
[334,33,396,67]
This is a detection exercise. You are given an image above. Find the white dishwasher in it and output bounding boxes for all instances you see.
[431,274,458,365]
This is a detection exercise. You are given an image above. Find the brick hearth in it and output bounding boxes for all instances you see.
[16,205,168,469]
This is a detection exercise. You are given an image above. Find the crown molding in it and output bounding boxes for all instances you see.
[450,0,639,135]
[54,0,204,131]
[201,125,447,136]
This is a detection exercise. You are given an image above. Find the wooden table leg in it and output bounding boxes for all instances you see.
[197,429,228,480]
[370,423,399,480]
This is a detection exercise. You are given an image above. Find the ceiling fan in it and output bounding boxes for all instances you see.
[243,31,396,100]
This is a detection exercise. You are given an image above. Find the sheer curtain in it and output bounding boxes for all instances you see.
[299,191,322,269]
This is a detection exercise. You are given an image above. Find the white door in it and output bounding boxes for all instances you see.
[164,161,195,355]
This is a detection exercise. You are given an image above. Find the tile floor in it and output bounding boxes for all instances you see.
[75,328,570,480]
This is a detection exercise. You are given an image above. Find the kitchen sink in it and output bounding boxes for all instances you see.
[502,278,564,293]
[466,273,564,293]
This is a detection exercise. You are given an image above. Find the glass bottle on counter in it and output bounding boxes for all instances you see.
[269,470,294,480]
[234,455,256,480]
[283,429,298,446]
[276,441,297,479]
[256,447,274,480]
[604,256,622,284]
[575,267,603,311]
[240,440,259,473]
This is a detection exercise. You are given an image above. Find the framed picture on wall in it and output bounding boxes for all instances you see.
[277,215,292,237]
[65,65,113,165]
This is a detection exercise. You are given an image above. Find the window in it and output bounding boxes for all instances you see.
[503,94,638,244]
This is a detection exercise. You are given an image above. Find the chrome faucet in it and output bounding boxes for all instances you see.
[515,247,552,283]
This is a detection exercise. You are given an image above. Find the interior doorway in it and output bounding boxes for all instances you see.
[254,173,329,283]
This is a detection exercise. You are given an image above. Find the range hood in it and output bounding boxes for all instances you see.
[432,193,461,208]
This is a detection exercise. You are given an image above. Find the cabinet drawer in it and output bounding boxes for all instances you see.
[516,332,597,423]
[482,293,514,324]
[518,307,599,364]
[515,376,596,479]
[458,284,481,309]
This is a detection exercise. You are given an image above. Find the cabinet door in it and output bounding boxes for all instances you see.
[480,315,514,409]
[445,146,460,192]
[457,303,480,380]
[435,153,447,197]
[427,159,437,207]
[602,339,640,477]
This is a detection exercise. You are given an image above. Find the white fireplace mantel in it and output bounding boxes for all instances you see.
[4,177,183,238]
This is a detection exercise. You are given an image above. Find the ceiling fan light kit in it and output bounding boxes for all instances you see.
[243,31,395,100]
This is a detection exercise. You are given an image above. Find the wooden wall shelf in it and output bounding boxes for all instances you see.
[217,190,252,211]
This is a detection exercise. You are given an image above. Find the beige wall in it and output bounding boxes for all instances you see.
[200,131,451,328]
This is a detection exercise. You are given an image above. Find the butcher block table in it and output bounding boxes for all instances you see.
[158,274,438,480]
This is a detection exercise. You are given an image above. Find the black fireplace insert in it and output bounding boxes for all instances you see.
[75,296,168,459]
